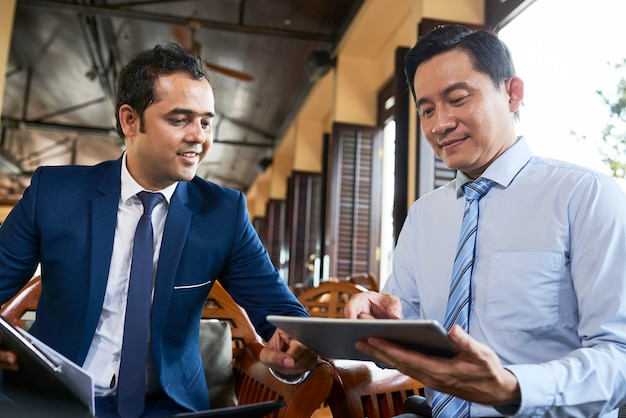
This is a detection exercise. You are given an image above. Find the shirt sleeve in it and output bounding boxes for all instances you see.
[507,173,626,417]
[0,167,43,302]
[382,204,422,320]
[217,191,309,341]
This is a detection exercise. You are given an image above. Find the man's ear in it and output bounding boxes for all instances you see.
[119,104,139,137]
[506,76,524,113]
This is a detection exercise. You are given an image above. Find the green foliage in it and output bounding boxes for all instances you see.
[596,59,626,178]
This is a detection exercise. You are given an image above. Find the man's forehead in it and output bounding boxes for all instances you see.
[154,72,210,90]
[414,51,480,95]
[151,73,213,102]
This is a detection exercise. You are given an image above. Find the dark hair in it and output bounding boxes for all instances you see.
[404,25,516,102]
[115,42,208,138]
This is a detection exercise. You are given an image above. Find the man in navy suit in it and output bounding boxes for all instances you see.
[0,43,317,417]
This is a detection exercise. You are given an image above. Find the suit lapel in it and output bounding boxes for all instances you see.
[90,160,122,285]
[78,158,122,363]
[151,182,192,339]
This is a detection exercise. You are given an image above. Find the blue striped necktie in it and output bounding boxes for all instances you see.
[431,178,495,418]
[117,191,163,418]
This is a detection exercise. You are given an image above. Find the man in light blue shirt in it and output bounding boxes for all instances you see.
[345,25,626,417]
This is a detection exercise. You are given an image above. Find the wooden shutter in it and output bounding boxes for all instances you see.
[264,199,286,270]
[252,216,266,245]
[285,171,322,288]
[326,123,382,279]
[434,156,456,188]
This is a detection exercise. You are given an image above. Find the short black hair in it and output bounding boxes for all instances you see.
[115,42,208,138]
[404,25,516,102]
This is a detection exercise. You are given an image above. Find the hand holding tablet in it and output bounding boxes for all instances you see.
[266,315,458,362]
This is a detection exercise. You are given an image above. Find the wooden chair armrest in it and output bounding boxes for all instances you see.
[233,341,333,418]
[326,359,424,418]
[1,276,41,330]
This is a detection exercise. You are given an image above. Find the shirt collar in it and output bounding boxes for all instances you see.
[455,136,533,198]
[120,152,178,204]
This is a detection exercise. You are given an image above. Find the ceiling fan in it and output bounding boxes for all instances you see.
[171,20,254,82]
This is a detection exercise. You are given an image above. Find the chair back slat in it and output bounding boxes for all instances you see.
[296,281,367,318]
[327,359,424,418]
[346,272,379,291]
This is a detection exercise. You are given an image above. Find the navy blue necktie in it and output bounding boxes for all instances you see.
[431,178,495,418]
[117,191,163,418]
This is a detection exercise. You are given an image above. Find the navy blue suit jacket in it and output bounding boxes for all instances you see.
[0,157,308,411]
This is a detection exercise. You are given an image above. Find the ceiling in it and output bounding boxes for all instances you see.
[0,0,365,198]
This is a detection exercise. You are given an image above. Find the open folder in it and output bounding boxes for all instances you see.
[0,314,95,417]
[0,315,284,418]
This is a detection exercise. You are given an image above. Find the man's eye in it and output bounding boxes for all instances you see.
[450,95,469,105]
[201,120,213,129]
[419,108,433,118]
[170,119,188,126]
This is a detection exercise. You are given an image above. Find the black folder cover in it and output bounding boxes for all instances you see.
[170,400,286,417]
[0,314,94,416]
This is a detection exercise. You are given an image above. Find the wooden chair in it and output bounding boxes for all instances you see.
[0,275,41,329]
[293,280,424,417]
[202,281,262,359]
[325,359,424,418]
[1,276,334,418]
[296,281,368,318]
[289,282,307,297]
[346,272,379,292]
[202,281,334,418]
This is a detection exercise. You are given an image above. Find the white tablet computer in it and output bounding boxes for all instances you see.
[266,315,458,361]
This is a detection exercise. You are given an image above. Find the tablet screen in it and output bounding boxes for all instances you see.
[267,315,458,361]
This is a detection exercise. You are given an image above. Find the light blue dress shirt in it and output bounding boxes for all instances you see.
[383,138,626,417]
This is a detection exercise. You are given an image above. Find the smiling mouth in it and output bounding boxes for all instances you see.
[438,137,467,149]
[178,151,201,165]
[179,151,199,157]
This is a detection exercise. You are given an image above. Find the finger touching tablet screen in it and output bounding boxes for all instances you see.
[266,315,458,361]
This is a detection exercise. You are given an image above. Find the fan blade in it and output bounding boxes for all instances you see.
[203,61,254,82]
[171,23,253,81]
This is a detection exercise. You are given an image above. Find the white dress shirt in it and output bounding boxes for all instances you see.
[82,153,177,396]
[384,138,626,417]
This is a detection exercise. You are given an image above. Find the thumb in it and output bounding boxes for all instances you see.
[448,325,472,349]
[282,356,295,368]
